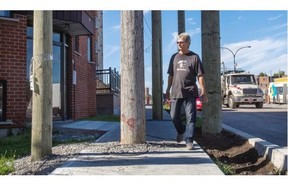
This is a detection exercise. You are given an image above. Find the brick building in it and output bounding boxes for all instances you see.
[258,76,270,102]
[0,11,103,128]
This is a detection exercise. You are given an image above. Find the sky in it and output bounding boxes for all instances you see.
[103,10,287,92]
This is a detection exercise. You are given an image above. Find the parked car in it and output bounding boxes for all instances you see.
[196,97,202,111]
[164,97,203,112]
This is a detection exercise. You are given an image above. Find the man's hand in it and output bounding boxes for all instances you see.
[200,91,208,103]
[165,89,170,100]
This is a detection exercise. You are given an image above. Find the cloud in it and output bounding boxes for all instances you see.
[187,17,196,25]
[167,32,178,52]
[104,45,120,59]
[260,23,287,34]
[237,16,245,21]
[268,14,284,21]
[221,37,287,75]
[111,25,121,32]
[188,27,201,37]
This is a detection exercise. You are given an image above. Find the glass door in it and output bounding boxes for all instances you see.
[26,27,66,121]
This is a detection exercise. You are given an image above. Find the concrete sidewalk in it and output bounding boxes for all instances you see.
[50,107,224,175]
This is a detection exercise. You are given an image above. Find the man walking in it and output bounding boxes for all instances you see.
[165,32,206,150]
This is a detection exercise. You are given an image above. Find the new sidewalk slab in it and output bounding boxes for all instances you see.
[50,108,224,175]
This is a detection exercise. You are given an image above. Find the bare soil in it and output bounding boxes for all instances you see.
[194,129,284,175]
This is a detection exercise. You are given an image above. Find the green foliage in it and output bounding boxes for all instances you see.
[0,153,15,175]
[176,115,202,129]
[163,102,170,111]
[259,72,268,77]
[82,115,120,122]
[195,116,202,128]
[0,131,31,158]
[0,128,102,175]
[272,70,286,78]
[215,159,236,175]
[0,131,31,175]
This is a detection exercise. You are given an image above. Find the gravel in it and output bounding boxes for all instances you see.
[11,142,89,175]
[10,130,169,175]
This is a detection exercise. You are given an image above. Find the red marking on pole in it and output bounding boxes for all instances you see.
[126,118,135,130]
[121,114,135,131]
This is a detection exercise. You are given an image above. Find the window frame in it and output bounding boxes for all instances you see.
[87,36,93,62]
[0,11,10,17]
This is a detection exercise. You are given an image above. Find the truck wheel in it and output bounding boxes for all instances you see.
[255,102,263,108]
[222,98,229,108]
[229,95,236,109]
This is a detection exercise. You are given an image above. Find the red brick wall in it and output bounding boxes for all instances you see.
[0,14,27,124]
[66,11,97,120]
[72,35,97,119]
[63,34,98,119]
[0,11,98,123]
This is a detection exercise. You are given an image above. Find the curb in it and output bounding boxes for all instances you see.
[223,124,287,172]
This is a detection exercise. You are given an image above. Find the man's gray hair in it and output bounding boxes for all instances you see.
[178,32,191,44]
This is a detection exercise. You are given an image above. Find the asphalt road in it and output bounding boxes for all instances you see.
[221,103,287,147]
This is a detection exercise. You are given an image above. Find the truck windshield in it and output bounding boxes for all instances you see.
[231,75,256,85]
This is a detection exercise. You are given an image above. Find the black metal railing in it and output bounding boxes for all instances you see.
[96,67,120,94]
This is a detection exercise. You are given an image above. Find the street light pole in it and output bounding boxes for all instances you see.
[221,46,251,72]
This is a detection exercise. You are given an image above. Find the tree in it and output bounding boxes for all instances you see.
[273,70,286,78]
[259,72,268,77]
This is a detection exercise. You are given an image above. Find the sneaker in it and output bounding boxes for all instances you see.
[186,140,193,150]
[176,134,184,143]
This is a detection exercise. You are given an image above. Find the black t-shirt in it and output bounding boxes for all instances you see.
[167,51,204,99]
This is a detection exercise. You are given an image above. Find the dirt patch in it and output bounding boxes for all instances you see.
[194,129,284,175]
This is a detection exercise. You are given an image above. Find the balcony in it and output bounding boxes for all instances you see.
[96,68,121,115]
[13,11,95,36]
[53,11,95,36]
[96,68,120,94]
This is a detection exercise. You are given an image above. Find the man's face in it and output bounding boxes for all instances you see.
[177,38,189,52]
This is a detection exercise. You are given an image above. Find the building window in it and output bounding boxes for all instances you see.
[95,41,99,53]
[75,36,80,52]
[0,80,7,121]
[87,36,93,62]
[26,26,62,83]
[95,16,99,28]
[0,11,10,17]
[26,26,64,119]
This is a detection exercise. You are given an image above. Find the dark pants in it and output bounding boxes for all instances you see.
[170,97,196,142]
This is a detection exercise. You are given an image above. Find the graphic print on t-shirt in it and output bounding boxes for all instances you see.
[177,60,187,71]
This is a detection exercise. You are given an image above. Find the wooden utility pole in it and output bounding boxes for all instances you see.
[31,11,53,161]
[201,11,222,134]
[152,10,163,120]
[178,11,185,34]
[120,11,146,144]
